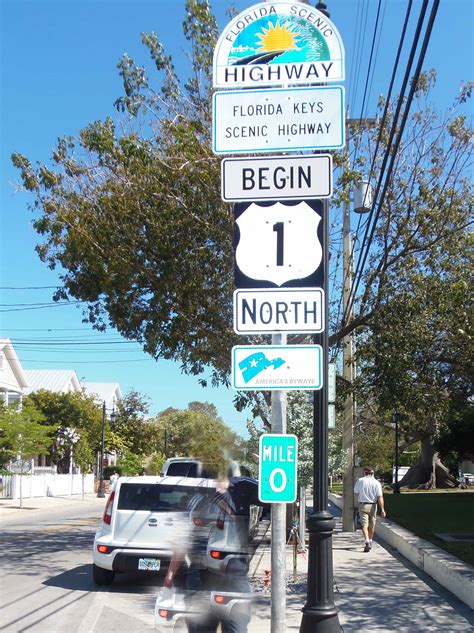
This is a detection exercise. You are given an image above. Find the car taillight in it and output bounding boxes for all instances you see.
[210,550,225,559]
[103,490,115,525]
[97,544,110,554]
[214,594,230,605]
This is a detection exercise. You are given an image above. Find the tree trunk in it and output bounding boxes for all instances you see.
[398,437,458,489]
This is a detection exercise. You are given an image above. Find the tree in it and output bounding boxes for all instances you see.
[0,403,54,507]
[11,1,472,478]
[155,404,244,476]
[353,225,472,487]
[245,391,317,488]
[110,389,151,456]
[25,390,102,472]
[73,435,95,499]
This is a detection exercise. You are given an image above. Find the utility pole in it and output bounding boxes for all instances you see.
[271,333,287,633]
[342,187,355,531]
[341,118,376,532]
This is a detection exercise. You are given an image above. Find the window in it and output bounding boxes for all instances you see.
[117,483,214,513]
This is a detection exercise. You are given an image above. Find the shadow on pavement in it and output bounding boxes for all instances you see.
[1,528,96,577]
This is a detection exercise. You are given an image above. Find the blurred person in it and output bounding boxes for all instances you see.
[163,474,256,632]
[354,466,386,552]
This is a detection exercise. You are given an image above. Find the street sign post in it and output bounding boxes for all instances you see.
[233,288,324,334]
[258,433,298,503]
[213,85,345,154]
[221,155,333,202]
[234,200,324,288]
[232,344,322,390]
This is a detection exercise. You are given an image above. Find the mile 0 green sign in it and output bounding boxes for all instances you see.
[258,433,298,503]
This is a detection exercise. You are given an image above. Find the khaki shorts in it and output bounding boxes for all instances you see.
[358,502,377,529]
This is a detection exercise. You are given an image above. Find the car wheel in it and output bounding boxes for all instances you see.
[93,563,115,585]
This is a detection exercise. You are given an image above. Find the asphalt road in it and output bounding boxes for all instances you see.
[0,501,162,632]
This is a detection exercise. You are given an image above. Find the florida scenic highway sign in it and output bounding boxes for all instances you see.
[213,1,345,88]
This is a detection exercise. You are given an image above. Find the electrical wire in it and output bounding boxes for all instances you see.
[345,0,440,324]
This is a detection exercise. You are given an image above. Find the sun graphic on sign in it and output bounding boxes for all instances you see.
[255,20,300,53]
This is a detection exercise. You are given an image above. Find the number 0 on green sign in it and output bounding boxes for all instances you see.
[258,434,298,503]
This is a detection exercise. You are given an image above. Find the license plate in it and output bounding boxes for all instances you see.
[138,557,160,571]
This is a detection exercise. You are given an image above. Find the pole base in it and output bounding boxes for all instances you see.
[300,511,340,633]
[300,607,341,633]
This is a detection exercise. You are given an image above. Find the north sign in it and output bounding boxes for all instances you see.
[233,288,324,334]
[221,155,332,202]
[259,434,298,504]
[213,85,345,154]
[232,345,323,390]
[234,200,324,288]
[213,1,345,88]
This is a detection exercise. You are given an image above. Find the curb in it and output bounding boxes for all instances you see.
[329,492,474,610]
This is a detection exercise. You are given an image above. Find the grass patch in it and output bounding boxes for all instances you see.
[384,491,474,566]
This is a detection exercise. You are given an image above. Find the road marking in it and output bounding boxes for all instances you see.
[76,590,107,633]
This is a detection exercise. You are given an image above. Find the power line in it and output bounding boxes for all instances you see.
[0,286,61,290]
[346,0,440,323]
[20,358,154,364]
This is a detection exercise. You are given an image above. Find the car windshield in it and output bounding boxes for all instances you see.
[117,483,213,512]
[166,462,200,477]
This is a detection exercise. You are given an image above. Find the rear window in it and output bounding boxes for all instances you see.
[117,483,212,512]
[166,462,200,477]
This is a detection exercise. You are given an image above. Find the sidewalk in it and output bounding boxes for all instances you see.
[248,514,474,632]
[0,493,105,517]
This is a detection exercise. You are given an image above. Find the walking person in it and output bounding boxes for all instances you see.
[354,466,386,552]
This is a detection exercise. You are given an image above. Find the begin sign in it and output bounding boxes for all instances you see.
[222,154,332,202]
[259,434,298,503]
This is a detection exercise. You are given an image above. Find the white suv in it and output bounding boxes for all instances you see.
[92,475,216,585]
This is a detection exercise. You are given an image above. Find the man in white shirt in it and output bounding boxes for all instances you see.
[354,467,386,552]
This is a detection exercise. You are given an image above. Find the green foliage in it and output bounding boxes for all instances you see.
[11,1,233,388]
[103,464,122,479]
[73,436,95,475]
[25,390,102,472]
[145,452,166,475]
[155,403,244,477]
[355,423,394,480]
[10,0,473,452]
[0,402,54,468]
[110,389,151,455]
[384,492,474,566]
[116,451,143,476]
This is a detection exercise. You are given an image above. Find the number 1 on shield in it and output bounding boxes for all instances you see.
[273,222,284,266]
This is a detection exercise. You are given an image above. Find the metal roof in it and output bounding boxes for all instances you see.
[23,369,82,395]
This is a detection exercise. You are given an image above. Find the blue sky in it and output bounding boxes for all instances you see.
[1,0,472,437]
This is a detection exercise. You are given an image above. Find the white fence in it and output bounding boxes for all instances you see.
[1,473,94,499]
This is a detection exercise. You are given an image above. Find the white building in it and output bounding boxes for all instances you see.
[0,338,28,406]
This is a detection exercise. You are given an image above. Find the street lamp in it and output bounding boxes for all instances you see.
[393,412,401,494]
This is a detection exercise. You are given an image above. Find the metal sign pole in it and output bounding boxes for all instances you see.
[300,200,340,632]
[271,331,287,633]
